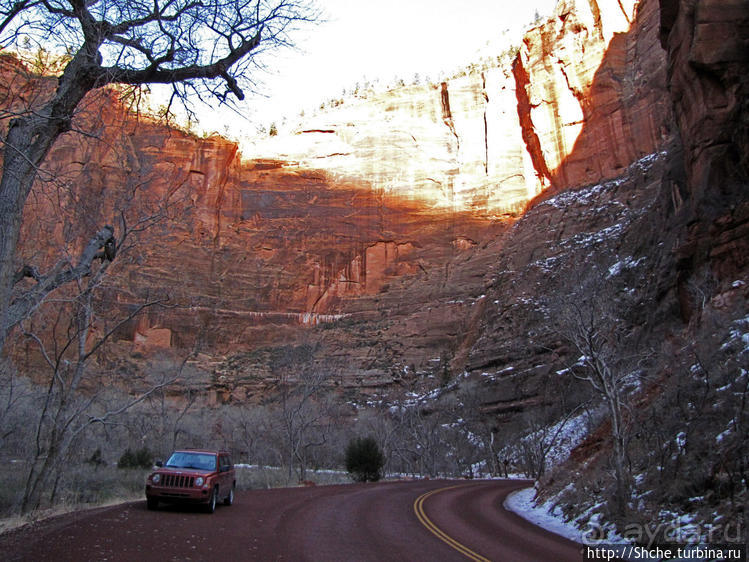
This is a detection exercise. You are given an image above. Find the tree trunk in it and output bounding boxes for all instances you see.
[607,392,630,518]
[0,119,38,351]
[0,50,97,352]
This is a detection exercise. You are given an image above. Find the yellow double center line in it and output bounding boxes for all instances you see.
[413,485,491,562]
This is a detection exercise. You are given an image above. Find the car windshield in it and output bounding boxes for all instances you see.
[165,452,216,471]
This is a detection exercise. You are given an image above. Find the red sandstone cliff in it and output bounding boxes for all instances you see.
[7,0,747,404]
[462,0,748,426]
[515,0,672,193]
[658,0,749,321]
[249,0,672,211]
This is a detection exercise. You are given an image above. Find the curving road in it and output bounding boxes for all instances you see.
[0,479,583,561]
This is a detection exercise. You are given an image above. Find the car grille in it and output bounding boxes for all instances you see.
[161,474,195,488]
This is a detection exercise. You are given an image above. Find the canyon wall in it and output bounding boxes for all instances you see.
[248,0,670,213]
[658,0,749,321]
[516,0,671,193]
[4,0,741,528]
[14,0,738,404]
[659,0,749,200]
[459,0,749,427]
[247,65,538,215]
[17,91,497,378]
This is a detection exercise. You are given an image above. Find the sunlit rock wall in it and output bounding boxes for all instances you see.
[514,0,670,193]
[8,0,699,400]
[248,0,670,213]
[248,64,538,216]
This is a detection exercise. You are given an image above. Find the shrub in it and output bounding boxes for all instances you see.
[117,447,153,469]
[86,448,105,467]
[345,436,384,482]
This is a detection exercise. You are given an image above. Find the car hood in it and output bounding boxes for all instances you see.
[156,466,214,474]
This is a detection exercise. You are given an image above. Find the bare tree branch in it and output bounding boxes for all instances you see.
[0,0,318,353]
[4,225,114,332]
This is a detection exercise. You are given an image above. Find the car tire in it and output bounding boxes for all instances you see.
[224,484,234,506]
[146,497,159,511]
[205,486,217,514]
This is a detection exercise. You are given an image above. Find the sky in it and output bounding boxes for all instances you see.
[189,0,559,138]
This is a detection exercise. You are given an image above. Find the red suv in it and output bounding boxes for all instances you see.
[145,449,235,513]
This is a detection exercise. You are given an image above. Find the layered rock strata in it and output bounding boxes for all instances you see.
[12,0,745,407]
[516,0,671,193]
[249,0,671,215]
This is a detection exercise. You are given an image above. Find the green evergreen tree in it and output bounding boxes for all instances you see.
[345,436,385,482]
[118,447,152,469]
[117,448,136,469]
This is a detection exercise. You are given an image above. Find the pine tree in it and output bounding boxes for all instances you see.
[345,436,385,482]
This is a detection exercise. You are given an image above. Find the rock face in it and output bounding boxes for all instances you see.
[460,0,749,423]
[658,0,749,321]
[9,0,746,406]
[250,0,671,213]
[249,67,538,216]
[515,0,671,193]
[659,0,749,197]
[18,96,498,382]
[462,151,678,418]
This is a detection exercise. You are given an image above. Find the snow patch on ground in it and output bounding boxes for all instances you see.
[547,413,590,467]
[608,256,646,278]
[724,315,749,354]
[536,151,665,211]
[505,487,634,551]
[504,486,583,543]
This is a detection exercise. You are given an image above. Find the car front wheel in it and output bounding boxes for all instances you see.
[146,497,159,510]
[205,487,217,514]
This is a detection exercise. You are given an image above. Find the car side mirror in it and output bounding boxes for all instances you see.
[155,460,163,468]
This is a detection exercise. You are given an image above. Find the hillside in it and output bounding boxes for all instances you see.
[2,0,747,540]
[14,0,680,397]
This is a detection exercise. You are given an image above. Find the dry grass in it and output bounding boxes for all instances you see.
[0,463,149,532]
[235,465,350,489]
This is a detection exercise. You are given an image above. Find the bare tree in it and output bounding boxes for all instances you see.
[14,159,198,512]
[275,366,331,483]
[18,277,168,513]
[388,402,449,478]
[517,406,583,480]
[143,353,204,457]
[633,310,749,517]
[229,404,274,465]
[553,267,646,518]
[0,0,318,353]
[0,357,37,455]
[353,407,404,479]
[457,380,505,477]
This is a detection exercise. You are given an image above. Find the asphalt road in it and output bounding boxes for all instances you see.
[0,479,583,561]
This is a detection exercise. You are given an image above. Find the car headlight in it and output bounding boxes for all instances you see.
[195,477,204,487]
[152,474,161,484]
